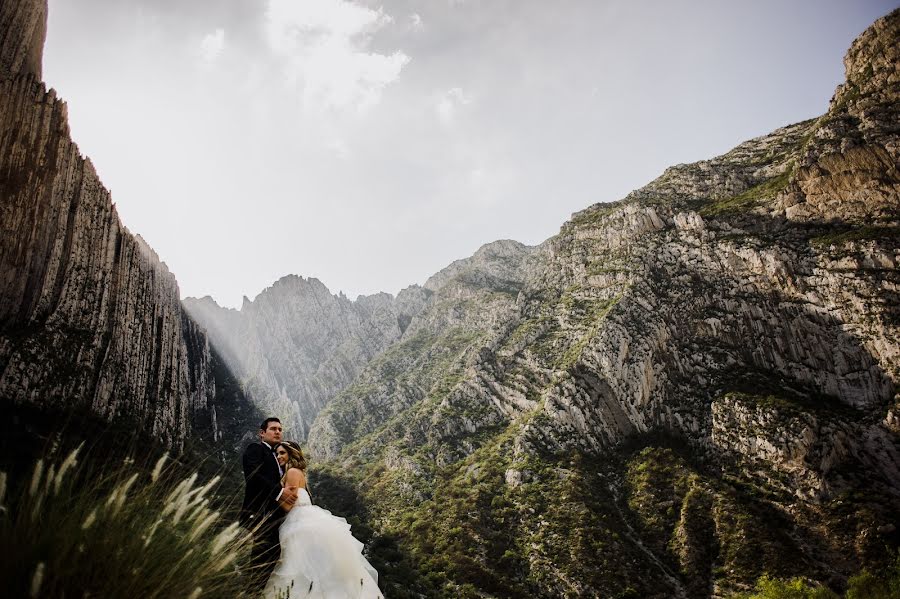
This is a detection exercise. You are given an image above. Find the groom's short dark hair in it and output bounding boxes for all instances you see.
[260,417,281,431]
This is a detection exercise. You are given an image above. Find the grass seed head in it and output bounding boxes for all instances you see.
[43,464,57,495]
[82,508,98,531]
[150,453,168,483]
[211,550,238,573]
[144,518,163,547]
[210,521,241,556]
[54,445,81,494]
[196,475,221,500]
[189,510,219,542]
[29,562,45,598]
[29,460,44,497]
[163,473,197,518]
[112,473,140,513]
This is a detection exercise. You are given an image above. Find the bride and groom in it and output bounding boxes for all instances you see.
[241,417,381,598]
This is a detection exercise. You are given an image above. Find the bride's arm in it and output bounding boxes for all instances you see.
[278,468,304,512]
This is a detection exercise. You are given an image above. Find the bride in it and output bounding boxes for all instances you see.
[263,441,382,599]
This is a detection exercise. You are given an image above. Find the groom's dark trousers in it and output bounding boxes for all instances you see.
[241,441,285,590]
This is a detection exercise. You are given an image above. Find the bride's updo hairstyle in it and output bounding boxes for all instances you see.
[278,441,307,471]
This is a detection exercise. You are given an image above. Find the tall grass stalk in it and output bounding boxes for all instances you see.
[0,447,253,598]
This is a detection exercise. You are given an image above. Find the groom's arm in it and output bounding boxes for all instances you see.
[279,468,304,512]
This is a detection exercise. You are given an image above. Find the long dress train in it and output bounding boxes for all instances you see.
[263,488,381,599]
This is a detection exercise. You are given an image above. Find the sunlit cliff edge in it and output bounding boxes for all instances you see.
[0,0,256,450]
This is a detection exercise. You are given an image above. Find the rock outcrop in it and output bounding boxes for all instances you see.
[0,0,253,449]
[783,10,900,223]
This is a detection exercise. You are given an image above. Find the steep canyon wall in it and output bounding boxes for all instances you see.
[0,0,253,449]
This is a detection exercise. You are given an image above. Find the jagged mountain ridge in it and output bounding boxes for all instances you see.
[0,0,255,450]
[183,275,431,438]
[297,9,900,598]
[182,239,541,441]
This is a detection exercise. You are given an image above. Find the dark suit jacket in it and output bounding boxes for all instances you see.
[241,441,284,529]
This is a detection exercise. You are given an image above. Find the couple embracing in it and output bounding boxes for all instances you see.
[241,417,382,598]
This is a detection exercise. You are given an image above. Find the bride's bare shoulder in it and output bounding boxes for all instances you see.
[285,467,306,485]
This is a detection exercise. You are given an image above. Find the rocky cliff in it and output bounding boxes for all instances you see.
[0,0,254,449]
[303,9,900,598]
[183,276,430,438]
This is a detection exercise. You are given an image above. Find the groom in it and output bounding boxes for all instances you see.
[241,417,297,589]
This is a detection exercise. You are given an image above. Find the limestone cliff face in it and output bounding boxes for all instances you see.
[183,276,430,438]
[305,10,900,597]
[307,239,537,459]
[783,11,900,224]
[525,10,899,478]
[0,0,251,449]
[0,0,45,80]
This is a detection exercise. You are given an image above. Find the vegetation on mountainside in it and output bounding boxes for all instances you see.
[740,552,900,598]
[624,446,815,596]
[699,163,795,217]
[315,423,686,597]
[0,446,250,598]
[310,228,900,597]
[568,201,628,228]
[809,225,899,248]
[723,386,865,422]
[311,430,900,598]
[502,287,620,374]
[316,325,485,447]
[625,444,900,598]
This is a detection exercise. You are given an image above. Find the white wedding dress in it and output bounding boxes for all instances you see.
[262,488,382,599]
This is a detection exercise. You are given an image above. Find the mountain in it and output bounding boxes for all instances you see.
[299,10,900,597]
[183,276,431,438]
[183,236,545,445]
[0,0,256,451]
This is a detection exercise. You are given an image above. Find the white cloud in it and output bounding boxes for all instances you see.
[265,0,410,113]
[410,13,424,31]
[327,137,351,159]
[436,87,473,124]
[199,28,225,64]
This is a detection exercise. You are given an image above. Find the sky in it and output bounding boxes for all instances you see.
[43,0,897,308]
